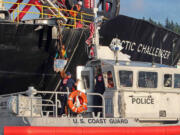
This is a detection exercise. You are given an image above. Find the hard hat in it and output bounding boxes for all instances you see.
[78,1,82,5]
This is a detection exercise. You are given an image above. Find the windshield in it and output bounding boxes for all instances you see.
[138,71,157,88]
[119,70,133,87]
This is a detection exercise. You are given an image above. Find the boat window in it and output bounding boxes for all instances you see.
[105,98,113,114]
[81,71,90,89]
[138,72,157,88]
[103,71,114,88]
[164,74,172,87]
[174,74,180,88]
[119,70,133,87]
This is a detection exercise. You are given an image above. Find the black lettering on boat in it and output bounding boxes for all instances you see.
[88,119,106,124]
[130,95,154,104]
[109,119,128,124]
[73,119,78,124]
[80,119,85,124]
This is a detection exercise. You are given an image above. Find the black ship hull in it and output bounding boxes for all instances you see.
[100,15,180,65]
[1,15,180,94]
[0,21,89,94]
[0,22,56,94]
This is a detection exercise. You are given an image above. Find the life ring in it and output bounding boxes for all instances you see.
[68,90,87,113]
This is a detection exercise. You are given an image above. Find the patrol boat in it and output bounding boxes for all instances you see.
[1,28,180,135]
[1,1,180,135]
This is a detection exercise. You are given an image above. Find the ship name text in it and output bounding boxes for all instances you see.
[72,118,128,124]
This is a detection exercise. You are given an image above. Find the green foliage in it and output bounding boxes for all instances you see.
[144,17,180,34]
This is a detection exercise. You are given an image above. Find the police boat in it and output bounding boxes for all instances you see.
[1,39,180,135]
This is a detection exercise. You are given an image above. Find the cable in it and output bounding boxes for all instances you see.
[49,29,85,100]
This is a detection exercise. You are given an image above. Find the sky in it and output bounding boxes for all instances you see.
[120,0,180,24]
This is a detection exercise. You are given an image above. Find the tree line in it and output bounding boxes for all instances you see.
[143,17,180,35]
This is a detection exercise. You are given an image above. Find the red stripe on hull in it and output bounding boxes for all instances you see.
[4,126,180,135]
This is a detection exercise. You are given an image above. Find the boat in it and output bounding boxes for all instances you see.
[2,41,180,134]
[0,0,180,94]
[1,0,180,135]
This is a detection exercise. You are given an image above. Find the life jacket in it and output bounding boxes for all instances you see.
[62,77,76,91]
[90,46,94,58]
[61,48,67,59]
[63,77,69,85]
[70,4,81,17]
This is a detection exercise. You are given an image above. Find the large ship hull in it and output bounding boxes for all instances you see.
[100,15,180,65]
[1,15,180,95]
[0,22,57,94]
[0,21,89,94]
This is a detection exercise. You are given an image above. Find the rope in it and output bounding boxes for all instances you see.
[66,29,75,51]
[65,29,85,69]
[56,20,63,58]
[50,29,85,100]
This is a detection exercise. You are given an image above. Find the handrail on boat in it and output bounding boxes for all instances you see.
[0,1,94,28]
[0,90,105,118]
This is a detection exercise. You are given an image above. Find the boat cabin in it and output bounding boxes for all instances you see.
[77,60,180,121]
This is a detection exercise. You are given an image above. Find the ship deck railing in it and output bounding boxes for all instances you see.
[0,90,105,118]
[1,1,94,28]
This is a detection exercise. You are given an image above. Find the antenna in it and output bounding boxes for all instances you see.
[151,30,156,65]
[160,33,169,64]
[109,38,122,64]
[163,33,168,43]
[172,37,178,65]
[93,0,99,46]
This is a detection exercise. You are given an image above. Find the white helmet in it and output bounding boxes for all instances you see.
[78,1,82,6]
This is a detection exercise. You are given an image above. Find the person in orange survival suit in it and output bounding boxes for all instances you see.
[70,1,82,17]
[68,1,83,27]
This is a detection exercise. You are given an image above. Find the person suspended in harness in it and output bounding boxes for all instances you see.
[61,45,68,60]
[59,72,79,115]
[54,45,67,60]
[54,45,67,73]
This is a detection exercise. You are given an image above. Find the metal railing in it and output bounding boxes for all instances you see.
[1,1,94,28]
[0,90,105,118]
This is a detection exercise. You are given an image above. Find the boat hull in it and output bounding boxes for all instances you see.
[0,22,89,94]
[4,126,180,135]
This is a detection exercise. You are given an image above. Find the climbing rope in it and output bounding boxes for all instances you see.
[49,29,85,100]
[56,20,63,58]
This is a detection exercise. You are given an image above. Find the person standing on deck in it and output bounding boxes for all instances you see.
[95,68,105,94]
[59,72,79,114]
[68,1,83,27]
